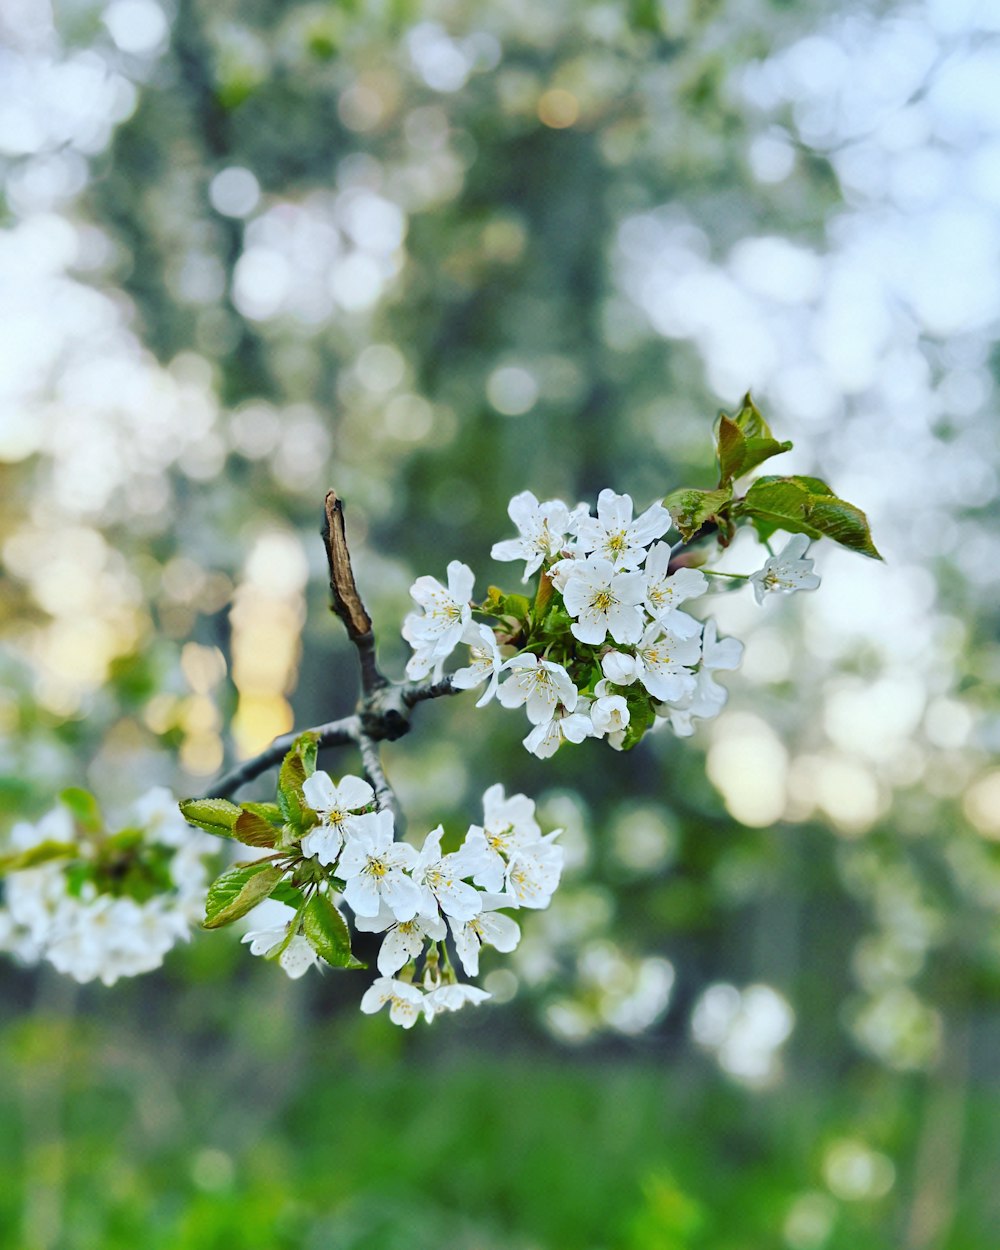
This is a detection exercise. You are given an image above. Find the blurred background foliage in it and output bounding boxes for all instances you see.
[2,0,1000,1245]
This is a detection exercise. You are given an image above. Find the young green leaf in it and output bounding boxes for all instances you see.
[302,893,366,968]
[277,751,307,828]
[293,732,319,778]
[59,787,103,834]
[271,881,306,910]
[735,475,881,558]
[179,797,242,839]
[716,414,792,483]
[234,806,280,848]
[204,862,285,929]
[662,486,733,543]
[0,840,79,875]
[730,391,771,440]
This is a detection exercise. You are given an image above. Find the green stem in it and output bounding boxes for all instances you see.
[702,569,750,581]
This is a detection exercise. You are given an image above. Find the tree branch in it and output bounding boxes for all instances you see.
[402,676,459,708]
[209,716,359,799]
[357,732,397,819]
[323,491,385,695]
[203,496,466,805]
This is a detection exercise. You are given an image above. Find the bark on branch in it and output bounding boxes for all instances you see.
[203,494,463,802]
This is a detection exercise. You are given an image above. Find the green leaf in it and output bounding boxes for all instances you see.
[731,391,771,440]
[662,485,733,543]
[0,840,79,875]
[234,806,280,849]
[716,404,792,484]
[736,475,882,558]
[203,862,285,929]
[716,414,747,482]
[179,797,242,839]
[271,881,306,909]
[293,732,319,778]
[277,751,307,827]
[303,893,366,969]
[240,801,283,825]
[59,787,103,834]
[807,498,882,559]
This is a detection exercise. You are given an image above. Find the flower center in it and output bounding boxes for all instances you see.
[592,590,615,613]
[365,856,388,879]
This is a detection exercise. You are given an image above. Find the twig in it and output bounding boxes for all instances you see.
[357,732,397,818]
[209,716,358,799]
[204,494,465,806]
[323,491,385,695]
[403,676,458,707]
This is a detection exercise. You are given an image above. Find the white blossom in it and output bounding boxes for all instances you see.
[0,790,211,986]
[45,894,190,986]
[632,622,701,703]
[505,831,564,909]
[457,784,541,891]
[450,621,504,707]
[490,491,582,580]
[402,560,475,676]
[300,771,379,866]
[601,650,640,686]
[575,489,671,570]
[242,921,321,979]
[360,976,425,1027]
[642,545,706,637]
[561,557,645,645]
[749,534,820,604]
[496,652,577,724]
[338,810,421,921]
[423,982,491,1021]
[411,825,482,922]
[523,705,594,758]
[354,901,448,976]
[450,893,521,977]
[658,620,743,736]
[590,682,631,738]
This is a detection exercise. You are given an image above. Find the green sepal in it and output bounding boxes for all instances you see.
[736,475,882,558]
[303,893,366,969]
[0,840,79,875]
[203,861,285,929]
[178,797,242,839]
[233,806,280,849]
[662,485,733,543]
[59,787,103,834]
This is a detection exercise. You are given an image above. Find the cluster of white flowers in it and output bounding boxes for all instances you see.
[403,490,755,754]
[401,491,825,754]
[242,776,560,1025]
[0,789,213,986]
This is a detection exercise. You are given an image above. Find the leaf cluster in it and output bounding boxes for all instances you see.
[179,735,365,969]
[662,394,881,558]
